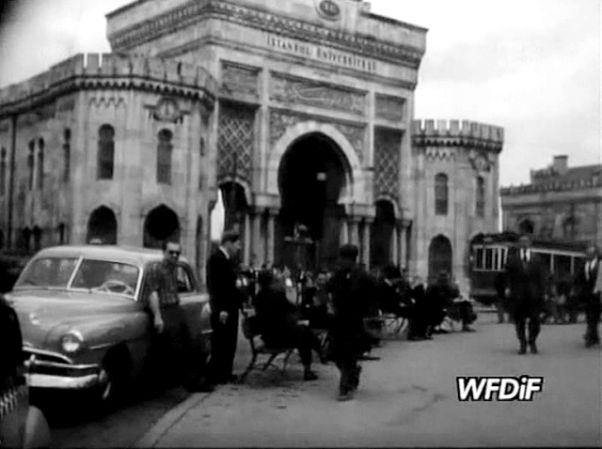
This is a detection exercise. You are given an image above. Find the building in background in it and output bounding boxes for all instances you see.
[501,155,602,247]
[0,0,504,291]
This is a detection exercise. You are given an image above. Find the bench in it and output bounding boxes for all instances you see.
[238,308,296,382]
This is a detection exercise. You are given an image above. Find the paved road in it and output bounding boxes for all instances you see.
[137,315,601,448]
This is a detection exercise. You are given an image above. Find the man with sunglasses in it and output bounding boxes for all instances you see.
[147,241,213,392]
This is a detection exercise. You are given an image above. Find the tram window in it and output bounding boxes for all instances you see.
[573,257,585,275]
[554,256,571,277]
[539,253,552,273]
[475,248,484,269]
[485,249,494,270]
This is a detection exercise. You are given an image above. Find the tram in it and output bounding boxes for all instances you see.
[468,232,587,305]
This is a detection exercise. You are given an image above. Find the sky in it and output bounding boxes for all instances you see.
[0,0,600,191]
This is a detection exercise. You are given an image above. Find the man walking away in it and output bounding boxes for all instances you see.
[504,235,547,354]
[328,244,376,401]
[206,230,243,384]
[576,245,600,347]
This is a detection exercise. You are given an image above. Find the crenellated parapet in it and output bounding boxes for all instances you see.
[412,119,504,153]
[0,53,218,117]
[500,176,602,196]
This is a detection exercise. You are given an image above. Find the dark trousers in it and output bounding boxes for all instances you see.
[514,311,541,346]
[154,307,200,387]
[584,298,601,344]
[209,309,239,382]
[332,330,362,395]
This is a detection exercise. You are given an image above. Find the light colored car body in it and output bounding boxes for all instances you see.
[6,245,212,401]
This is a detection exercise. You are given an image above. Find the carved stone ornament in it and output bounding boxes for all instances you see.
[469,150,492,173]
[153,97,182,123]
[270,73,366,115]
[315,0,341,21]
[269,109,365,161]
[222,62,259,96]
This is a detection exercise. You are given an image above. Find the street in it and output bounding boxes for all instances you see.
[50,313,601,448]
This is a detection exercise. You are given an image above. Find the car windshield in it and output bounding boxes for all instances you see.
[16,257,78,288]
[71,260,140,297]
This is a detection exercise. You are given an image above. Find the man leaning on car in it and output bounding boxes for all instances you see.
[146,241,214,392]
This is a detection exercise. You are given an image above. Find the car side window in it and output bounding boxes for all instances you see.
[176,265,195,294]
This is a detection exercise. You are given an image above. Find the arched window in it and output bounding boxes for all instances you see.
[157,129,173,185]
[28,140,35,190]
[143,204,180,249]
[97,125,115,180]
[37,138,44,190]
[428,235,453,282]
[63,128,71,183]
[0,147,6,197]
[476,176,485,218]
[518,219,534,235]
[435,173,448,216]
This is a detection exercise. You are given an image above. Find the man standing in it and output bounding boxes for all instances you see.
[575,245,600,347]
[206,230,243,384]
[504,235,547,354]
[146,241,213,392]
[328,244,375,401]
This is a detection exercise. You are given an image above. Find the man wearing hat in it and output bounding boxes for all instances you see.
[206,229,243,383]
[328,244,377,401]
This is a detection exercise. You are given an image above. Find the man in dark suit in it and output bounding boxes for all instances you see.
[504,235,547,354]
[575,244,600,347]
[206,230,243,384]
[328,244,376,401]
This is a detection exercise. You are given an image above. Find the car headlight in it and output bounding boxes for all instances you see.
[61,331,84,354]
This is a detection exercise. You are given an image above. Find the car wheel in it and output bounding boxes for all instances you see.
[95,349,130,413]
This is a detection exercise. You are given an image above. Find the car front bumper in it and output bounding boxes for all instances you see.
[24,347,103,390]
[26,372,102,390]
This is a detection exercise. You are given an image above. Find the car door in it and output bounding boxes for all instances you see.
[176,263,212,352]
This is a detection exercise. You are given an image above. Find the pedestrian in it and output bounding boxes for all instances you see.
[145,240,213,392]
[425,271,457,334]
[504,234,547,354]
[575,244,600,347]
[328,244,376,401]
[253,270,321,380]
[206,229,243,384]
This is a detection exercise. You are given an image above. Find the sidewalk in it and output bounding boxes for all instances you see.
[136,316,601,447]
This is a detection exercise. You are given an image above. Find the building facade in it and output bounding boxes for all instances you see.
[501,156,602,247]
[0,0,504,291]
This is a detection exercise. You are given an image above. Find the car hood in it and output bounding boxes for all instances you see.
[7,289,141,349]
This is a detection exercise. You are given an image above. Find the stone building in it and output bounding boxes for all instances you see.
[0,0,504,291]
[501,156,602,247]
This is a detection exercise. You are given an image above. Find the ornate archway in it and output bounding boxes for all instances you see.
[276,132,350,270]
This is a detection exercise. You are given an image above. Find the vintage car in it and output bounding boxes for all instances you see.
[0,294,51,448]
[5,245,212,408]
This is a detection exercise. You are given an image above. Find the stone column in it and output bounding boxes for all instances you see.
[266,208,277,266]
[400,223,408,269]
[391,224,399,266]
[340,218,349,246]
[243,211,251,266]
[362,218,372,268]
[349,217,360,247]
[252,207,263,268]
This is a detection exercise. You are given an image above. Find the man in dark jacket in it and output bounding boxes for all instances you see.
[328,244,376,401]
[504,235,547,354]
[575,244,600,347]
[206,230,243,384]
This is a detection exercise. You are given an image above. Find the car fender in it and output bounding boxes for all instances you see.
[23,406,51,449]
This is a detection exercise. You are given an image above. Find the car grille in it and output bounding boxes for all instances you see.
[22,347,98,378]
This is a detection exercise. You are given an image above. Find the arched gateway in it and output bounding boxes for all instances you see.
[276,132,350,270]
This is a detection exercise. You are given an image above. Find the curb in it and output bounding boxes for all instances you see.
[134,392,212,448]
